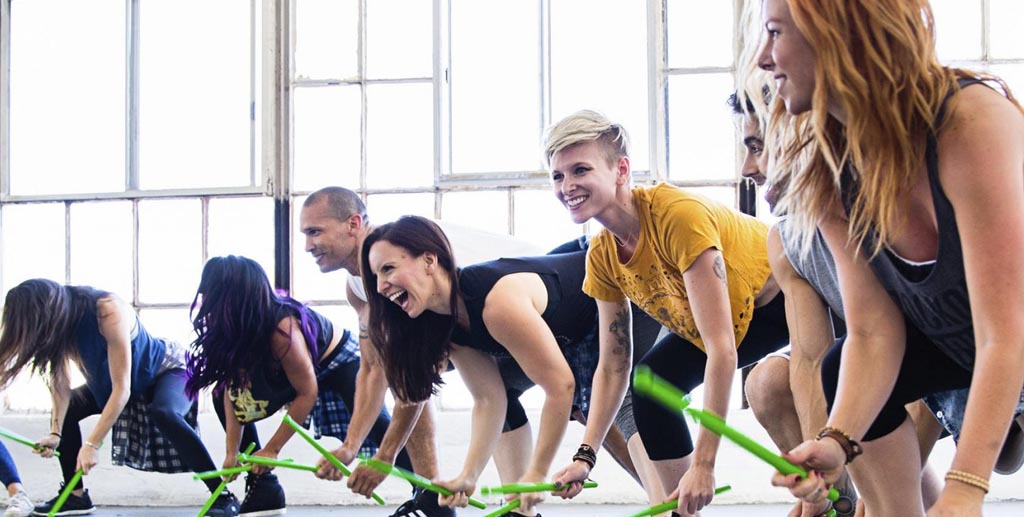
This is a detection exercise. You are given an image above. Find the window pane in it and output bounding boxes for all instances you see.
[551,0,649,172]
[70,202,133,299]
[450,0,541,174]
[366,193,437,225]
[991,0,1024,59]
[293,86,362,192]
[513,189,586,252]
[1,204,66,293]
[668,74,735,181]
[367,0,432,79]
[9,0,125,195]
[139,0,252,190]
[441,191,509,234]
[138,199,202,303]
[931,0,982,62]
[291,196,351,302]
[667,0,734,68]
[295,0,359,79]
[366,83,434,189]
[207,197,276,281]
[139,308,196,355]
[688,186,738,211]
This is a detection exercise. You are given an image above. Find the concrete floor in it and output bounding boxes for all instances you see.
[47,501,1024,516]
[3,406,1022,514]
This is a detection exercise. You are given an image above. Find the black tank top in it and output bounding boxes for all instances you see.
[846,78,983,369]
[453,251,596,357]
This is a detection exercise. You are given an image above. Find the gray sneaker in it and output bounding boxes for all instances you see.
[5,492,33,517]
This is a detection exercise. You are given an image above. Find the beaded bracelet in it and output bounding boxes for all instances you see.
[945,469,990,494]
[816,426,863,464]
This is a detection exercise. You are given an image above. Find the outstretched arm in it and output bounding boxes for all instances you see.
[552,298,632,498]
[930,84,1024,514]
[435,344,507,508]
[767,226,835,441]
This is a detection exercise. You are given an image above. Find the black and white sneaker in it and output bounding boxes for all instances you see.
[239,472,286,516]
[204,490,241,517]
[31,486,94,516]
[389,487,455,517]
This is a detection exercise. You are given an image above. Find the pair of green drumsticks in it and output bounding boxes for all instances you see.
[0,427,80,517]
[194,415,599,516]
[632,365,839,517]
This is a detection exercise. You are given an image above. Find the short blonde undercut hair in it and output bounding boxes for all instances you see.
[542,110,630,169]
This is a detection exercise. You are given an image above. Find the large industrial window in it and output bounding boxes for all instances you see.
[3,0,1021,411]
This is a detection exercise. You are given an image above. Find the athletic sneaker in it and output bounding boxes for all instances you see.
[31,487,94,516]
[239,472,286,516]
[204,490,241,517]
[5,491,34,517]
[389,487,455,517]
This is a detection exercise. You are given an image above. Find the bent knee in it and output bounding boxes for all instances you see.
[745,357,792,413]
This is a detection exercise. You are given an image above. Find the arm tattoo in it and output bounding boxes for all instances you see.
[713,255,727,285]
[607,308,632,373]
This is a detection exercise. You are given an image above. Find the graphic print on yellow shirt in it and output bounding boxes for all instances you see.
[583,184,771,352]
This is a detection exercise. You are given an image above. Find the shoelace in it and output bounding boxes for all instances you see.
[241,475,258,506]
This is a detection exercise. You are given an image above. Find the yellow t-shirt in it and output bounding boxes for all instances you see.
[583,184,771,352]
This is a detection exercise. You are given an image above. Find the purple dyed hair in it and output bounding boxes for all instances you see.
[185,255,319,398]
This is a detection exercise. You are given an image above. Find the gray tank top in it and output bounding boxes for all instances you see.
[852,79,981,370]
[778,219,844,319]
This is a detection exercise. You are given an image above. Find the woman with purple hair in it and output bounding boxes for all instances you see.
[186,255,412,517]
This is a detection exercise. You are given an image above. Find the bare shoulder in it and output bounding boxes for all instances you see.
[939,83,1024,198]
[95,294,133,322]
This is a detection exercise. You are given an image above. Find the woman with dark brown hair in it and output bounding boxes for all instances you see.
[0,279,237,516]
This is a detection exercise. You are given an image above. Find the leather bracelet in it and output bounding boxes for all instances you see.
[945,469,990,494]
[816,427,863,464]
[572,443,597,470]
[49,432,61,439]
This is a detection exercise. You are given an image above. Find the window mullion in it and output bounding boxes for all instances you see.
[126,0,140,191]
[648,0,668,182]
[1,0,10,197]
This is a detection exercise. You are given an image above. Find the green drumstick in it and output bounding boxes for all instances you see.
[194,465,253,480]
[684,408,839,502]
[361,457,488,510]
[626,485,733,517]
[0,428,61,457]
[198,442,256,517]
[480,480,598,495]
[47,469,84,517]
[632,366,692,413]
[481,498,520,517]
[236,453,319,472]
[282,414,386,505]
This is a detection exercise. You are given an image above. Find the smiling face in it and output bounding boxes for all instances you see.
[299,198,360,274]
[549,140,629,224]
[757,0,817,115]
[740,115,768,186]
[368,240,447,319]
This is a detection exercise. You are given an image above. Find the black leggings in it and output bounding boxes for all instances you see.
[61,371,221,492]
[214,359,414,473]
[634,293,790,460]
[822,322,972,441]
